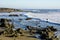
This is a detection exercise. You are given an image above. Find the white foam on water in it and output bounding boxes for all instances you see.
[25,12,60,24]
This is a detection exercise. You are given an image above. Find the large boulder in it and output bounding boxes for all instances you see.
[4,28,17,37]
[0,27,5,35]
[37,26,59,40]
[0,19,13,28]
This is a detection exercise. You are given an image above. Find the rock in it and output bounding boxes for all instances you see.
[0,27,5,35]
[26,26,37,35]
[36,26,59,40]
[2,19,17,37]
[0,19,13,28]
[26,18,32,20]
[47,26,57,32]
[9,14,18,16]
[4,28,17,37]
[16,28,25,35]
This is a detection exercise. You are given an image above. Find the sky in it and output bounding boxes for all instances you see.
[0,0,60,9]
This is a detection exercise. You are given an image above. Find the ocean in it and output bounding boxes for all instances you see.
[0,11,60,38]
[0,12,60,30]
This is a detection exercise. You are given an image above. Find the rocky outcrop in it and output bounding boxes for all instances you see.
[38,26,58,40]
[0,19,17,37]
[0,19,13,27]
[0,8,23,12]
[0,19,12,35]
[0,8,14,12]
[26,26,59,40]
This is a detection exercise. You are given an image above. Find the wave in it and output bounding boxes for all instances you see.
[25,12,60,24]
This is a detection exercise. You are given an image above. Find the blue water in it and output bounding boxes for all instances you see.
[24,9,60,13]
[0,12,60,30]
[0,12,60,39]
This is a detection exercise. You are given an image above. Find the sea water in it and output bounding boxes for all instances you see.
[0,12,60,38]
[0,12,60,29]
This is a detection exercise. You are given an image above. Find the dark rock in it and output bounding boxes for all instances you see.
[16,28,24,34]
[9,14,18,16]
[26,18,32,20]
[36,26,58,40]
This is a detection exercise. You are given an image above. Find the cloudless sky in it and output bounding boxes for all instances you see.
[0,0,60,9]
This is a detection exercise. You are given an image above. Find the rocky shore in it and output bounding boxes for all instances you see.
[0,18,59,40]
[0,8,23,13]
